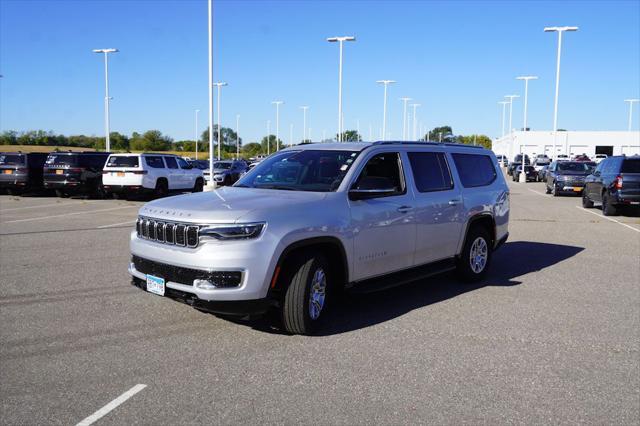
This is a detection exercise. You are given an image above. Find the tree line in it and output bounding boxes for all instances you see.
[0,125,491,156]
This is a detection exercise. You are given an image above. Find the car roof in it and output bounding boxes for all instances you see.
[280,141,487,153]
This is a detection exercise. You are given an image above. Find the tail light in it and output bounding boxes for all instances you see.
[614,175,623,189]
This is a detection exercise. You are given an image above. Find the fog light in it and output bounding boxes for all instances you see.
[194,279,217,290]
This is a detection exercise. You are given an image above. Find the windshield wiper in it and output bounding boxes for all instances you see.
[233,184,250,188]
[256,184,297,191]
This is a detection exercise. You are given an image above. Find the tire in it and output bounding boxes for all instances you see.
[602,193,618,216]
[6,188,16,196]
[223,176,232,186]
[545,183,551,194]
[281,253,331,335]
[154,179,168,198]
[552,182,559,197]
[456,226,492,282]
[193,178,204,193]
[55,189,68,198]
[111,192,121,200]
[582,191,594,208]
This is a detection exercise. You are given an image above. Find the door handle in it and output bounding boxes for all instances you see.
[448,199,461,206]
[397,205,413,213]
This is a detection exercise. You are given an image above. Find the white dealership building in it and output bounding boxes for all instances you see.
[492,130,640,160]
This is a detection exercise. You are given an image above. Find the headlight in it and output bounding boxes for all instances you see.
[199,222,265,240]
[556,175,570,181]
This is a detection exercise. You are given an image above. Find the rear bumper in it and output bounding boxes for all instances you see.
[103,184,151,194]
[0,178,29,188]
[612,191,640,205]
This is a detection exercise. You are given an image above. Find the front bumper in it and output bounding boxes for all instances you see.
[556,181,585,193]
[129,274,274,315]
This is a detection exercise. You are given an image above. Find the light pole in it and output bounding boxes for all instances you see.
[213,82,227,161]
[206,0,214,185]
[624,99,639,131]
[498,100,508,138]
[399,97,412,140]
[410,103,421,140]
[236,114,240,159]
[92,48,118,152]
[266,120,271,155]
[369,123,372,141]
[300,106,309,143]
[376,80,395,141]
[505,95,519,164]
[290,123,294,147]
[327,36,356,141]
[516,76,538,182]
[272,101,283,151]
[545,26,578,158]
[195,109,200,159]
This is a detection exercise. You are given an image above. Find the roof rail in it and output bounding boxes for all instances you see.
[371,140,485,149]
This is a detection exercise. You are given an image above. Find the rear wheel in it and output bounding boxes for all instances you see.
[111,192,121,200]
[602,193,618,216]
[193,178,204,193]
[456,226,492,282]
[582,191,594,208]
[545,183,551,194]
[281,253,330,335]
[55,189,68,198]
[154,179,168,198]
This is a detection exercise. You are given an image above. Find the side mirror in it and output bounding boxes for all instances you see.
[349,176,397,201]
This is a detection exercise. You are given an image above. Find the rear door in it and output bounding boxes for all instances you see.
[408,150,464,264]
[176,157,194,188]
[163,156,181,189]
[349,151,417,281]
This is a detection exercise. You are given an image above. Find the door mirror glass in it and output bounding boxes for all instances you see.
[349,176,397,200]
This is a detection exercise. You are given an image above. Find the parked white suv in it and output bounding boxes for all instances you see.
[103,153,204,198]
[129,142,510,334]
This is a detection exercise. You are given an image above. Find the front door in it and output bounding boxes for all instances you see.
[349,151,416,281]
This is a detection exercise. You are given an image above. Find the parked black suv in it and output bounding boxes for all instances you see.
[582,155,640,215]
[0,152,49,195]
[545,161,593,196]
[43,152,110,197]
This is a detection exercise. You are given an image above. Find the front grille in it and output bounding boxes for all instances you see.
[132,255,242,288]
[136,216,199,248]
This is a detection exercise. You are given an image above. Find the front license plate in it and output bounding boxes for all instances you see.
[3,170,11,174]
[55,169,63,175]
[146,274,165,296]
[573,187,582,192]
[117,172,125,177]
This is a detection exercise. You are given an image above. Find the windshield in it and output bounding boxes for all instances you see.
[46,154,78,166]
[107,156,139,167]
[214,162,232,170]
[557,162,591,172]
[235,150,359,192]
[0,154,25,165]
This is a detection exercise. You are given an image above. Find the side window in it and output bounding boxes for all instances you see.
[451,153,497,188]
[408,152,453,192]
[145,156,165,168]
[164,157,178,169]
[353,152,405,196]
[176,158,189,169]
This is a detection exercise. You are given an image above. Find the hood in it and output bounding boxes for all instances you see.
[138,187,327,223]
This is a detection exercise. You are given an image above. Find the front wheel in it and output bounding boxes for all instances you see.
[582,191,594,208]
[552,182,559,197]
[193,178,204,193]
[281,253,330,335]
[456,227,492,282]
[154,179,168,198]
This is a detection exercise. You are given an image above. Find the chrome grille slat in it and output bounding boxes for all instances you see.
[136,216,199,248]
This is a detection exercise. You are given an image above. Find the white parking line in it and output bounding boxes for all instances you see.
[76,384,147,426]
[576,206,640,233]
[2,206,137,224]
[527,188,548,197]
[0,201,101,212]
[97,220,136,229]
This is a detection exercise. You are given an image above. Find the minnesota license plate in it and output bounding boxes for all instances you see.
[116,172,125,177]
[573,187,582,192]
[146,274,165,296]
[55,169,63,175]
[3,170,11,174]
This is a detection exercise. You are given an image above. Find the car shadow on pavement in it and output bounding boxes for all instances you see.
[246,241,584,336]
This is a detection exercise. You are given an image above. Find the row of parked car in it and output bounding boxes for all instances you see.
[0,151,252,198]
[499,152,640,216]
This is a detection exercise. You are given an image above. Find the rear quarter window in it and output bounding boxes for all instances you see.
[145,156,165,168]
[451,153,497,188]
[621,159,640,173]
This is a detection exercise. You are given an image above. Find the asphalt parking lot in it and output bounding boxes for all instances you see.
[1,181,639,425]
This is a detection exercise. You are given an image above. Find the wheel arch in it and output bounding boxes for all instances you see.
[459,213,496,254]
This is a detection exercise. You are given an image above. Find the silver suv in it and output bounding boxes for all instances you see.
[129,142,510,335]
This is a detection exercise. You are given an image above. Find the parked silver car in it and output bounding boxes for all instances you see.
[129,142,510,334]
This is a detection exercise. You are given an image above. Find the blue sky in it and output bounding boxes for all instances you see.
[1,0,639,143]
